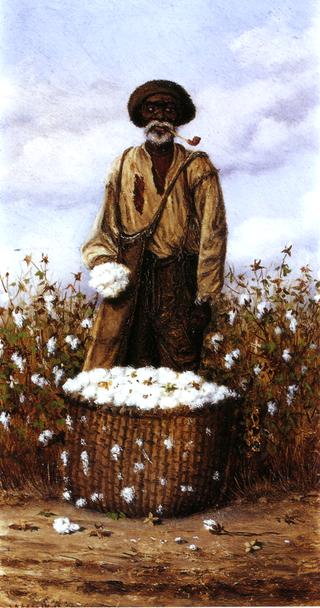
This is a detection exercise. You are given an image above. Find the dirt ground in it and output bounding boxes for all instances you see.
[0,490,319,607]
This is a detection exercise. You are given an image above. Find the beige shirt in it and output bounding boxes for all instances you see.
[82,143,227,300]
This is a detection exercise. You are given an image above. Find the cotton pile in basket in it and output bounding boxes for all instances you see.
[63,366,235,409]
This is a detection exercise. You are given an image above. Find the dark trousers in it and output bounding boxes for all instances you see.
[126,251,211,371]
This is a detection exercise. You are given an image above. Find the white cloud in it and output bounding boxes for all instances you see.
[229,19,318,72]
[0,16,319,283]
[228,190,320,272]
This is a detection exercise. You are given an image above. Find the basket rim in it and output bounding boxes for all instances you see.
[64,394,241,419]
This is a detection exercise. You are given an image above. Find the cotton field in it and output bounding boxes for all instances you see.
[0,248,319,491]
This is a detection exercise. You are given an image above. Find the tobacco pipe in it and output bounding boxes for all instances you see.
[169,129,201,147]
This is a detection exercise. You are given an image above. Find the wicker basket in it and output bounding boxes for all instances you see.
[63,397,239,517]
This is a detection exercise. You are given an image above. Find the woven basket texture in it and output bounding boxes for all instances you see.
[64,398,238,517]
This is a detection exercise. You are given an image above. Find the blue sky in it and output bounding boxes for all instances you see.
[0,0,319,287]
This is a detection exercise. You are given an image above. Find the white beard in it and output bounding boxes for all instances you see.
[144,120,174,146]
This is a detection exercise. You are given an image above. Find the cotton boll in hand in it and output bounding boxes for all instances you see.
[89,262,130,298]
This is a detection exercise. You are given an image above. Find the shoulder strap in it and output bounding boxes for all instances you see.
[119,150,207,245]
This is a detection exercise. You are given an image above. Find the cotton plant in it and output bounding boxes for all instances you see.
[201,246,320,482]
[0,253,98,450]
[0,248,319,489]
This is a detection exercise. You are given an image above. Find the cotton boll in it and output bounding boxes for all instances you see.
[175,370,201,389]
[88,368,111,383]
[38,429,53,445]
[113,385,132,407]
[95,387,114,405]
[75,497,87,508]
[90,492,103,502]
[53,517,80,534]
[80,450,89,476]
[111,444,122,461]
[134,366,157,383]
[164,437,173,450]
[89,262,130,298]
[60,450,69,467]
[0,411,10,430]
[158,394,180,409]
[62,378,76,394]
[120,486,135,503]
[156,367,178,384]
[81,384,98,401]
[72,371,92,388]
[178,387,202,406]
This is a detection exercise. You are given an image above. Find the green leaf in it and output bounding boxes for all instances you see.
[104,511,126,520]
[35,271,45,280]
[266,341,277,354]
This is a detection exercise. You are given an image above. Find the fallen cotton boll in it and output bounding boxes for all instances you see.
[53,517,80,534]
[188,544,199,551]
[75,497,87,508]
[175,537,187,544]
[203,518,218,530]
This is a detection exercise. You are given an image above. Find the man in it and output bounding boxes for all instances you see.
[82,79,227,372]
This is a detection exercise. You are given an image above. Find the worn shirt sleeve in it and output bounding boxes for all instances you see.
[81,157,122,270]
[188,155,228,301]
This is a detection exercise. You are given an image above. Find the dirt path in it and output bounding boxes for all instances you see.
[0,491,319,607]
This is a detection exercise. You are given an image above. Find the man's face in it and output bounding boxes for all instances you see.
[141,93,179,145]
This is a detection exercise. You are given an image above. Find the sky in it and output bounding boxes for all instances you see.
[0,0,319,291]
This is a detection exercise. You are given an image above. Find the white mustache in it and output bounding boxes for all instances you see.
[144,120,174,134]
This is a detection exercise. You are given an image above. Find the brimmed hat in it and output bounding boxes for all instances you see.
[128,79,196,127]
